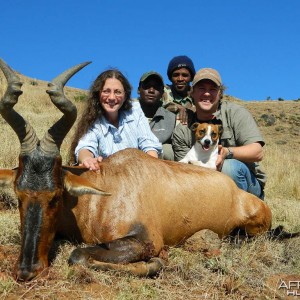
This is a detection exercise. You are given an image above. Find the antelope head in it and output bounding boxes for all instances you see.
[0,59,108,281]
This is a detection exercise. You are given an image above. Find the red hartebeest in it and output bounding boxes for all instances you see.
[0,58,272,281]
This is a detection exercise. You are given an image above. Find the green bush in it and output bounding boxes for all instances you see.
[74,93,87,102]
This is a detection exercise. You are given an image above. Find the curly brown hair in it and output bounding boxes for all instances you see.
[68,69,132,164]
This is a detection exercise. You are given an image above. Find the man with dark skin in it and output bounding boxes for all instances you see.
[163,55,196,124]
[137,71,176,160]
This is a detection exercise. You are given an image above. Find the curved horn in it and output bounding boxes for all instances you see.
[0,58,39,154]
[40,61,91,155]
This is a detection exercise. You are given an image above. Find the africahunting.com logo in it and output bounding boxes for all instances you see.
[279,280,300,297]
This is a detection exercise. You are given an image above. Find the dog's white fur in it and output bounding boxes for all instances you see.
[180,123,223,170]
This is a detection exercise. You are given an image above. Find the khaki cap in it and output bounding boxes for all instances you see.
[192,68,222,87]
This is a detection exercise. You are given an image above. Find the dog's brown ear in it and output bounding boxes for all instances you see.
[190,122,199,132]
[218,125,223,136]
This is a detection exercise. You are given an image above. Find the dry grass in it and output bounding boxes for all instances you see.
[0,72,300,299]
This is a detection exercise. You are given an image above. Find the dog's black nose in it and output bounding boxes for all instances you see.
[204,139,211,145]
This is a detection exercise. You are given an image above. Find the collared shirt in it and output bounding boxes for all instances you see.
[172,100,266,187]
[162,84,194,108]
[75,101,162,160]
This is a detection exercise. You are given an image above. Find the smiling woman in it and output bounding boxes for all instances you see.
[69,69,162,170]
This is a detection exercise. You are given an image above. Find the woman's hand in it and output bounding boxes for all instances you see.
[146,150,159,158]
[80,156,103,171]
[78,149,103,171]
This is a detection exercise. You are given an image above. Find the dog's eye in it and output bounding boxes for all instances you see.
[200,130,206,135]
[211,133,217,138]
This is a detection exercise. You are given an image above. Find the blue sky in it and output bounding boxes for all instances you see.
[1,0,299,101]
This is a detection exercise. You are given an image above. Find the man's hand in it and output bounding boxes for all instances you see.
[216,145,227,171]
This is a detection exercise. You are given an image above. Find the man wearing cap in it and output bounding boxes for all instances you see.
[172,68,266,200]
[163,55,196,121]
[137,71,177,160]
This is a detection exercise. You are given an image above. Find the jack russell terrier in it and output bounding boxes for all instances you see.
[180,122,223,170]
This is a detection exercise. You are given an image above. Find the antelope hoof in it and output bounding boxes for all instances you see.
[68,248,91,267]
[146,257,166,277]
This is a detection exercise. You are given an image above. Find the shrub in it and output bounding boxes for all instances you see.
[30,79,38,86]
[260,114,276,126]
[74,93,87,102]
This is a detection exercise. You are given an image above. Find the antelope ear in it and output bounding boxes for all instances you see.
[0,169,17,188]
[62,170,111,197]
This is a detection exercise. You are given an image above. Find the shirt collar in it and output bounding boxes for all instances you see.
[168,84,192,102]
[98,109,134,135]
[188,107,222,127]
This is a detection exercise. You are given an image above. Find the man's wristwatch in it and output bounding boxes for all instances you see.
[226,147,234,159]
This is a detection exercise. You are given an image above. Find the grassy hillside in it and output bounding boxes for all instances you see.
[0,71,299,299]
